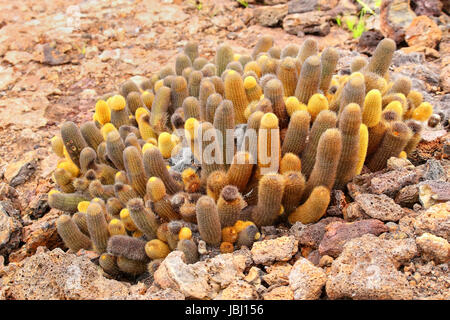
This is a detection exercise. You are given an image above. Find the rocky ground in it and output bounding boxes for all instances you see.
[0,0,449,300]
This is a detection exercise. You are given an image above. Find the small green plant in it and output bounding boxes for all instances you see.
[352,11,366,39]
[235,0,248,8]
[335,0,378,39]
[189,0,202,10]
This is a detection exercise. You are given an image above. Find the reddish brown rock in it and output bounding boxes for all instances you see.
[405,15,442,48]
[343,202,365,221]
[263,285,294,300]
[262,262,292,286]
[8,209,62,263]
[319,219,388,257]
[395,184,420,208]
[380,0,417,43]
[289,217,344,249]
[326,190,347,217]
[411,0,443,17]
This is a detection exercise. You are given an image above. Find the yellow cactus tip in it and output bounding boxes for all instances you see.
[158,132,172,143]
[100,123,117,140]
[182,167,196,179]
[135,107,149,121]
[261,112,279,128]
[233,53,241,61]
[109,218,121,225]
[48,189,60,196]
[227,70,237,76]
[154,79,164,92]
[399,151,407,159]
[178,227,192,240]
[77,201,90,213]
[109,95,126,111]
[119,208,130,218]
[244,76,257,89]
[254,232,261,240]
[149,176,158,182]
[142,143,156,153]
[286,96,299,105]
[412,102,433,121]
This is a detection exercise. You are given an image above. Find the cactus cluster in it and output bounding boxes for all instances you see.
[49,37,432,277]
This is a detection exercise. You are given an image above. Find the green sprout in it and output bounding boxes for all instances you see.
[335,0,378,39]
[235,0,248,8]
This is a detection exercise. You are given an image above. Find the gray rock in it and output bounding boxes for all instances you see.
[0,200,22,257]
[423,159,446,181]
[251,236,298,265]
[355,193,407,222]
[326,234,417,300]
[413,202,450,240]
[283,11,331,36]
[254,4,288,27]
[289,257,327,300]
[154,250,250,299]
[2,248,130,299]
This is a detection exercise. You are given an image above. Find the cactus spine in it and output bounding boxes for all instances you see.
[214,100,235,168]
[61,121,88,167]
[281,110,310,156]
[217,185,246,228]
[282,171,306,214]
[367,122,412,171]
[319,47,339,94]
[123,146,147,197]
[224,70,249,124]
[143,147,182,194]
[334,103,361,189]
[362,89,382,128]
[288,186,330,224]
[86,201,110,254]
[196,196,222,245]
[127,198,158,240]
[252,173,285,226]
[301,110,337,178]
[56,214,92,251]
[295,55,321,104]
[304,128,342,199]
